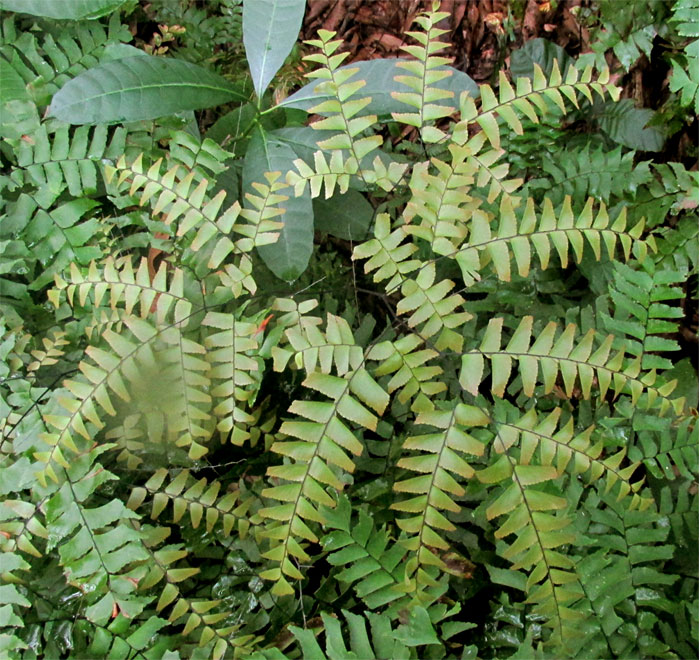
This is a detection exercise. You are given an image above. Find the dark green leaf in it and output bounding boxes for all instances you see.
[280,58,479,115]
[48,56,247,125]
[313,190,374,241]
[243,0,306,98]
[0,0,127,19]
[243,128,313,281]
[509,38,575,79]
[595,99,665,152]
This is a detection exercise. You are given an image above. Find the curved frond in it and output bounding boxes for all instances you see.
[454,62,620,149]
[392,404,488,595]
[461,316,684,414]
[127,468,257,539]
[455,196,649,287]
[368,333,447,413]
[259,345,389,596]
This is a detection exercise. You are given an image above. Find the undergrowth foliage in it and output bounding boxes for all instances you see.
[0,2,697,659]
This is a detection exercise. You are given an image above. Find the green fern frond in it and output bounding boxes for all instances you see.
[132,525,246,660]
[320,494,410,610]
[259,353,389,596]
[202,311,262,442]
[461,315,683,414]
[530,143,653,206]
[483,458,584,647]
[392,403,488,594]
[455,62,621,149]
[127,468,257,538]
[12,123,127,197]
[52,256,193,328]
[603,261,685,371]
[1,191,105,291]
[455,196,649,287]
[575,488,688,658]
[635,416,698,481]
[43,445,149,624]
[0,14,131,106]
[390,4,455,143]
[368,333,447,413]
[353,215,471,351]
[299,29,382,195]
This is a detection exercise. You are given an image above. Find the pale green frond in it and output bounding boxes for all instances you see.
[301,29,382,189]
[368,333,447,413]
[105,154,282,269]
[52,256,193,328]
[455,196,650,287]
[454,63,621,149]
[127,468,258,539]
[202,311,263,442]
[461,316,685,414]
[390,5,455,142]
[391,403,488,594]
[272,312,363,376]
[38,316,213,479]
[259,359,389,596]
[492,403,650,508]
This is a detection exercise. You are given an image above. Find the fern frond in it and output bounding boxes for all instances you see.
[299,29,382,194]
[132,524,246,660]
[402,134,521,254]
[455,196,649,287]
[368,333,447,413]
[635,416,698,481]
[392,403,488,595]
[461,316,684,414]
[43,445,148,623]
[530,143,652,206]
[38,316,213,480]
[272,312,362,375]
[319,494,409,610]
[12,123,126,197]
[1,191,105,291]
[127,468,257,539]
[575,488,687,658]
[455,62,620,149]
[483,457,584,647]
[202,311,262,442]
[0,14,131,105]
[105,154,282,269]
[603,261,684,371]
[259,357,389,596]
[390,5,455,143]
[492,403,649,507]
[52,256,193,329]
[353,214,471,351]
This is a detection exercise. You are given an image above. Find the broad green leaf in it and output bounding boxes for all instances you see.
[313,190,374,240]
[594,99,665,152]
[0,0,127,19]
[243,0,306,98]
[243,128,313,281]
[510,38,575,80]
[280,58,479,116]
[48,56,247,125]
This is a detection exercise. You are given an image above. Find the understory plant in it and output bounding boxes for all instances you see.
[0,1,697,658]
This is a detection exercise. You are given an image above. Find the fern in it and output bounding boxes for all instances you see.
[1,1,696,658]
